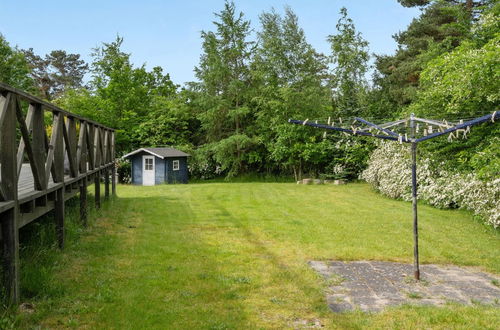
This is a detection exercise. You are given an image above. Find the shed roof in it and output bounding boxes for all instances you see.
[122,147,190,159]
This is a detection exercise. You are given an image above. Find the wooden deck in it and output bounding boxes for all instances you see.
[0,82,115,304]
[1,164,108,229]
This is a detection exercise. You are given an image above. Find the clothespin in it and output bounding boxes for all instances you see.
[398,134,403,144]
[416,123,420,133]
[315,120,318,124]
[405,133,408,142]
[332,121,335,127]
[339,117,343,124]
[327,117,331,125]
[303,119,309,125]
[423,129,427,136]
[463,126,471,139]
[492,111,497,123]
[428,126,433,134]
[323,131,327,139]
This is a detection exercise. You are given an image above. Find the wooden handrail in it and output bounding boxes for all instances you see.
[0,82,114,131]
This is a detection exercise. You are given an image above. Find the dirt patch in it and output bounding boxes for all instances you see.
[310,260,500,312]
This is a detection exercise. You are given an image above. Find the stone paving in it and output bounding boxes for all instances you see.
[309,260,500,313]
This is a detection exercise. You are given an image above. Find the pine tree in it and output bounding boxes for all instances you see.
[193,1,256,177]
[374,0,495,110]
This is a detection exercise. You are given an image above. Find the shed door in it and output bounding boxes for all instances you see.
[142,156,155,186]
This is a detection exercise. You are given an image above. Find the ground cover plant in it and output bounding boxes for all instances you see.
[9,183,500,329]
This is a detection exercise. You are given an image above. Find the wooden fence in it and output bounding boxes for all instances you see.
[0,82,116,304]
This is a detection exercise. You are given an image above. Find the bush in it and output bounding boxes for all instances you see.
[116,159,131,184]
[362,142,499,227]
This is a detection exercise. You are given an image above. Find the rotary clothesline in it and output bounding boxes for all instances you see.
[288,111,499,144]
[288,111,499,280]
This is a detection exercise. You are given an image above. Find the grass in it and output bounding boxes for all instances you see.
[7,182,500,329]
[406,292,424,300]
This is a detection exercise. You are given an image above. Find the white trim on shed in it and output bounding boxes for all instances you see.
[122,148,165,159]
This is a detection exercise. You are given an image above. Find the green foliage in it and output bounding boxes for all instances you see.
[408,8,499,180]
[411,34,499,117]
[327,7,369,116]
[7,1,496,184]
[190,1,258,177]
[251,7,331,179]
[22,48,88,100]
[134,95,195,147]
[0,34,33,91]
[56,36,182,153]
[365,0,499,205]
[324,137,375,180]
[116,158,131,183]
[373,0,490,109]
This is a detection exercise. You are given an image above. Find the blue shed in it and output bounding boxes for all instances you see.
[122,147,190,185]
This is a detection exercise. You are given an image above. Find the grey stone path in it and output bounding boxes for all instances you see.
[309,260,500,312]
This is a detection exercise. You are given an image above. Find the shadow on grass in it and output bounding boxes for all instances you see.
[12,191,252,329]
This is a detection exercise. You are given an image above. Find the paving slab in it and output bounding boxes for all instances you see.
[309,260,500,313]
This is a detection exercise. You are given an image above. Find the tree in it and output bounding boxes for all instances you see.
[251,7,331,179]
[0,34,33,91]
[327,7,369,116]
[192,1,257,177]
[134,91,198,148]
[57,36,179,153]
[46,50,88,95]
[323,8,375,180]
[374,0,495,110]
[398,0,494,19]
[408,6,499,177]
[23,48,88,100]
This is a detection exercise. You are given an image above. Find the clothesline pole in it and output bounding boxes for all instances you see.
[288,110,499,282]
[410,113,420,280]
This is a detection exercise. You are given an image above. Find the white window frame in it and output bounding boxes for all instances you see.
[172,160,180,171]
[144,157,154,171]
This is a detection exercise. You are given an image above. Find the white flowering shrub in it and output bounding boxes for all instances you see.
[361,142,500,228]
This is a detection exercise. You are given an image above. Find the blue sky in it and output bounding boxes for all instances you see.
[0,1,420,85]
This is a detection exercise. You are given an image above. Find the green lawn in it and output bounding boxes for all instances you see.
[13,183,500,329]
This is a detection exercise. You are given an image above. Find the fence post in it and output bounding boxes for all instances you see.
[95,172,101,209]
[111,131,116,195]
[32,103,47,190]
[0,93,20,304]
[104,168,110,199]
[80,176,87,226]
[53,113,65,249]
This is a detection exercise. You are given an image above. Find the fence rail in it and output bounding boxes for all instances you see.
[0,82,116,304]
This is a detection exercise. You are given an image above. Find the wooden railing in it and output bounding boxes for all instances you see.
[0,82,116,304]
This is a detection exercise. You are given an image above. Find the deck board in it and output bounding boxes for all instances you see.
[1,163,111,228]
